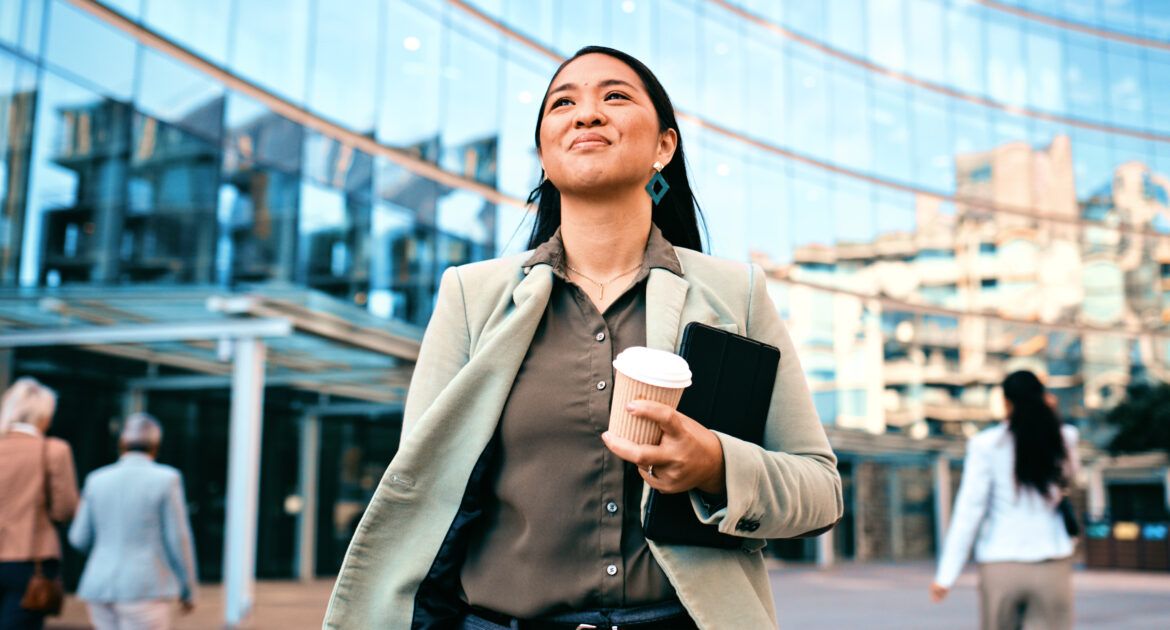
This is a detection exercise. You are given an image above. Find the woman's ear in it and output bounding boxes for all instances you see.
[657,128,678,167]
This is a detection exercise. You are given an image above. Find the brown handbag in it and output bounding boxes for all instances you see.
[20,438,65,616]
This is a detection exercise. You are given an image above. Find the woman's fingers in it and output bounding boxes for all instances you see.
[601,431,666,468]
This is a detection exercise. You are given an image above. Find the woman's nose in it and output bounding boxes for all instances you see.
[573,100,606,128]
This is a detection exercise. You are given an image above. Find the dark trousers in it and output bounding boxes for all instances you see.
[0,560,59,630]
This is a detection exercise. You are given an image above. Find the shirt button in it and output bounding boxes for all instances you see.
[606,501,619,514]
[596,332,606,342]
[606,564,618,576]
[596,380,606,391]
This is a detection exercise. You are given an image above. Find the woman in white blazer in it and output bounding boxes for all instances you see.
[931,370,1080,630]
[323,46,842,629]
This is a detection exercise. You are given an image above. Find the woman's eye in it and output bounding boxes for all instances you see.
[605,92,629,101]
[550,97,573,109]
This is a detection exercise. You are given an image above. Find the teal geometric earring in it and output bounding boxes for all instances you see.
[645,161,669,205]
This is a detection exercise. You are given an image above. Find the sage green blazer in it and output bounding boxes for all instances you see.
[323,247,843,629]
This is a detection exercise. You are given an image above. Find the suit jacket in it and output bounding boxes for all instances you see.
[68,453,198,603]
[0,432,79,562]
[324,247,844,629]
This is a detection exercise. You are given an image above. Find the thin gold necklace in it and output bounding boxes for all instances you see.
[565,261,643,301]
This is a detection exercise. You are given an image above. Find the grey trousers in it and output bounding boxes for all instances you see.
[978,557,1073,630]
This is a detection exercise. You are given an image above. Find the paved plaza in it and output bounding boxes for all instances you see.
[47,561,1170,629]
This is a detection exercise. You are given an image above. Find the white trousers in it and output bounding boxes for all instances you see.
[87,600,173,630]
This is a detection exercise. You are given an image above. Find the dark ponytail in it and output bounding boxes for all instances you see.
[526,46,707,251]
[1002,370,1068,496]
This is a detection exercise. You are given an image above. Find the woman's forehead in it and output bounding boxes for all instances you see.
[552,54,642,89]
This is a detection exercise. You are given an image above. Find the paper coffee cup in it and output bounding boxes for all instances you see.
[609,347,692,445]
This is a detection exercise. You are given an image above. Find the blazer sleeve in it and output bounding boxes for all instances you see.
[47,438,80,523]
[161,471,199,603]
[67,481,94,552]
[690,263,844,539]
[934,439,992,588]
[400,266,471,440]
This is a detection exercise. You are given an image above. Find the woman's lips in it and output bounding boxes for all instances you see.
[571,134,610,150]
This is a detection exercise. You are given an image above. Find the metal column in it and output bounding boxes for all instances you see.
[1087,463,1106,521]
[223,338,267,627]
[933,454,953,550]
[296,413,321,582]
[816,527,835,568]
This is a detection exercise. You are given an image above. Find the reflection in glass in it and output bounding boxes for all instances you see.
[232,0,311,102]
[299,132,372,300]
[0,51,35,286]
[45,0,135,99]
[219,93,302,285]
[377,0,442,155]
[143,0,232,64]
[308,0,379,132]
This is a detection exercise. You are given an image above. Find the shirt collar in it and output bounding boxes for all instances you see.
[119,452,154,464]
[523,223,684,280]
[9,422,41,437]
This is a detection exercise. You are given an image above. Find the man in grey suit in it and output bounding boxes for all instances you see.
[69,413,198,630]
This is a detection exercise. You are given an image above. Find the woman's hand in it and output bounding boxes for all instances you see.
[929,583,949,603]
[601,400,725,494]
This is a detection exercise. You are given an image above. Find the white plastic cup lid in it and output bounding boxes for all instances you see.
[612,346,692,389]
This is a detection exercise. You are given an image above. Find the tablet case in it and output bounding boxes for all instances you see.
[641,321,780,548]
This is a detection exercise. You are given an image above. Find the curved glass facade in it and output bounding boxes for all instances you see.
[0,0,1167,569]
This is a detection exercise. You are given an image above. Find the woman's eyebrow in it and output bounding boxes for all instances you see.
[547,78,638,98]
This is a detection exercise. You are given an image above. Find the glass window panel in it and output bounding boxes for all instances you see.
[1062,0,1098,23]
[790,163,834,252]
[0,50,37,285]
[985,17,1027,107]
[991,110,1029,149]
[701,14,743,132]
[1025,26,1065,112]
[45,0,135,99]
[369,165,435,326]
[654,0,699,111]
[439,15,500,187]
[232,0,311,102]
[870,85,912,183]
[143,0,232,65]
[1145,2,1170,40]
[1104,43,1146,129]
[503,0,554,46]
[953,101,990,156]
[825,0,865,58]
[867,0,907,72]
[497,47,548,200]
[0,0,22,45]
[23,73,131,286]
[911,92,954,193]
[829,68,870,172]
[218,93,303,284]
[1070,129,1113,200]
[745,155,790,265]
[695,136,746,260]
[945,4,985,93]
[376,0,442,152]
[18,0,45,57]
[136,47,224,142]
[554,0,606,54]
[874,188,915,238]
[1064,38,1105,122]
[308,0,379,132]
[1101,0,1138,33]
[743,26,785,147]
[608,0,653,62]
[782,0,825,39]
[786,48,828,160]
[125,111,220,283]
[494,201,532,257]
[1148,57,1170,134]
[906,0,945,83]
[833,178,875,245]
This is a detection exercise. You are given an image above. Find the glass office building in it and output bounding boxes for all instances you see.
[0,0,1167,576]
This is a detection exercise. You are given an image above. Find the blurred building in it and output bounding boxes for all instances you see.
[0,0,1168,618]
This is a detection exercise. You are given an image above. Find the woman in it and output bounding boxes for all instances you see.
[324,46,842,629]
[931,370,1080,629]
[70,413,199,630]
[0,377,79,630]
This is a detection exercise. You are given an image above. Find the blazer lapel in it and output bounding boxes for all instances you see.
[645,267,690,352]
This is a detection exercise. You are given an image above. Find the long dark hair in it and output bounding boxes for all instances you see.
[1002,370,1068,496]
[526,46,707,251]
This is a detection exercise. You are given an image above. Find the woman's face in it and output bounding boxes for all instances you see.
[538,54,676,198]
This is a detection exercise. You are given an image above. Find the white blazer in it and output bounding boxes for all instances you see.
[935,423,1080,587]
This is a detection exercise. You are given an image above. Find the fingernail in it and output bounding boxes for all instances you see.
[625,402,636,412]
[601,431,611,441]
